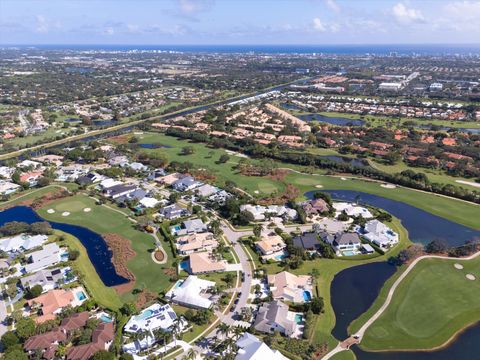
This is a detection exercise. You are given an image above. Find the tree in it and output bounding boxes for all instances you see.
[15,317,36,340]
[0,331,19,350]
[4,348,28,360]
[119,353,134,360]
[29,222,53,235]
[92,350,115,360]
[425,239,448,254]
[216,323,230,338]
[310,296,324,314]
[217,154,230,164]
[181,146,195,155]
[121,302,137,316]
[26,284,43,299]
[68,250,80,261]
[253,224,262,238]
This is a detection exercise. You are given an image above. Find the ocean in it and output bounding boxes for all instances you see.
[3,44,480,55]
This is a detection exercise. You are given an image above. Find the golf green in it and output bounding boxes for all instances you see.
[362,256,480,350]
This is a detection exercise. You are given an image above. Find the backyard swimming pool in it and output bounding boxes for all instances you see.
[295,314,303,324]
[303,290,312,302]
[76,291,87,301]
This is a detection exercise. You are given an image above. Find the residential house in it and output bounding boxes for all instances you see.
[0,180,20,196]
[292,232,320,251]
[188,252,227,274]
[172,218,208,236]
[0,234,48,253]
[66,322,114,360]
[172,176,202,192]
[20,267,65,292]
[24,328,67,360]
[255,235,286,256]
[333,202,374,219]
[332,232,361,253]
[361,220,399,249]
[194,184,219,197]
[267,271,313,303]
[175,232,218,255]
[103,184,137,199]
[165,275,215,309]
[236,333,289,360]
[158,203,189,220]
[26,287,87,323]
[24,243,62,274]
[124,303,184,334]
[302,198,329,216]
[156,172,185,186]
[253,300,297,336]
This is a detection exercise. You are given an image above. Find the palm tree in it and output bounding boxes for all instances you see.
[231,325,244,340]
[216,323,230,339]
[171,317,183,347]
[183,348,198,360]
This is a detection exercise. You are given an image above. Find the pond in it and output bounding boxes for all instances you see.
[305,190,480,247]
[0,206,128,287]
[92,119,118,127]
[331,261,397,340]
[298,113,365,126]
[138,143,171,149]
[319,155,368,168]
[280,102,303,111]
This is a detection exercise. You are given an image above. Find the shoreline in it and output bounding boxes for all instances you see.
[357,319,480,354]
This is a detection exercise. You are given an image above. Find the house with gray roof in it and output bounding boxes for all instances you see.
[333,232,361,253]
[24,243,62,274]
[253,300,297,336]
[172,176,202,192]
[292,232,320,251]
[158,204,189,220]
[20,267,66,292]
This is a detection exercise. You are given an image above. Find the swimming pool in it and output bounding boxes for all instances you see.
[76,291,87,301]
[100,314,113,323]
[174,279,185,289]
[295,314,303,324]
[180,261,189,271]
[135,309,154,321]
[303,290,312,302]
[342,250,357,257]
[274,253,288,261]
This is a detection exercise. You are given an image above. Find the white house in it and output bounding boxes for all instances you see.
[24,243,62,274]
[236,333,288,360]
[362,220,399,249]
[0,234,48,253]
[124,303,186,334]
[165,275,215,309]
[333,202,374,219]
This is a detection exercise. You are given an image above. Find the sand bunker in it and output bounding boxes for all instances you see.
[47,209,55,214]
[381,184,396,189]
[83,207,91,212]
[61,212,70,217]
[315,185,324,188]
[254,190,259,194]
[466,274,476,281]
[454,263,464,270]
[341,177,347,181]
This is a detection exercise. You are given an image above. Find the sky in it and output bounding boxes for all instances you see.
[1,0,480,45]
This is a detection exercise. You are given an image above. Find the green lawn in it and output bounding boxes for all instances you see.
[56,231,122,310]
[36,194,177,302]
[127,132,285,196]
[360,256,480,351]
[330,351,356,360]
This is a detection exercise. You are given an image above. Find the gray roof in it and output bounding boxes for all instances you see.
[334,232,361,245]
[21,268,64,289]
[253,300,296,335]
[293,232,319,250]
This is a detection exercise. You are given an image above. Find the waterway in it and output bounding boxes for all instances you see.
[298,113,365,126]
[331,262,397,340]
[305,189,480,247]
[0,206,128,286]
[319,155,367,168]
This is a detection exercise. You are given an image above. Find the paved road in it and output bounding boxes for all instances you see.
[321,250,480,360]
[175,222,254,359]
[0,296,8,338]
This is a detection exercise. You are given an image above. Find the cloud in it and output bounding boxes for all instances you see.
[392,3,425,24]
[170,0,215,20]
[104,27,114,35]
[35,15,49,33]
[313,18,327,32]
[324,0,340,13]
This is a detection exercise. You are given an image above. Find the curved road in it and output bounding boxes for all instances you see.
[322,250,480,359]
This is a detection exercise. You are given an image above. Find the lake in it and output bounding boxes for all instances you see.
[319,155,368,168]
[0,206,128,286]
[305,190,480,247]
[331,262,397,340]
[138,143,171,149]
[298,113,365,126]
